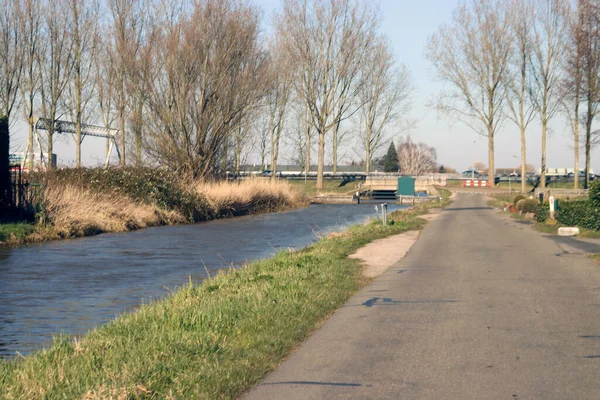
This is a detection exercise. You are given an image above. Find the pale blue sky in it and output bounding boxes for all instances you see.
[12,0,596,172]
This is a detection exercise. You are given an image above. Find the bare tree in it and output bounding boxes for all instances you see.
[529,0,570,189]
[17,0,42,169]
[426,0,513,187]
[562,0,588,190]
[95,31,118,162]
[142,0,268,178]
[505,0,536,193]
[266,37,293,180]
[358,36,413,174]
[252,112,270,171]
[39,0,74,169]
[397,135,437,175]
[577,0,600,188]
[0,0,22,120]
[107,0,145,167]
[65,0,100,168]
[278,0,378,189]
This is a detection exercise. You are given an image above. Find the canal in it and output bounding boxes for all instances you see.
[0,203,405,357]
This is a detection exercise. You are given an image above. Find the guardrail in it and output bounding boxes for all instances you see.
[534,188,589,199]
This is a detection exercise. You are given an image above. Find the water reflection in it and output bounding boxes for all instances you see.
[0,203,404,357]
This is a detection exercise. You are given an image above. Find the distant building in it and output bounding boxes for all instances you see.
[536,168,594,176]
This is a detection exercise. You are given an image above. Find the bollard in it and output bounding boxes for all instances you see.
[382,203,388,226]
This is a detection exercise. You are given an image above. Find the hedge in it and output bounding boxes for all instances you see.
[534,203,549,223]
[557,200,600,230]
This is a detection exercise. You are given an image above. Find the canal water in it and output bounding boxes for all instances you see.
[0,203,406,357]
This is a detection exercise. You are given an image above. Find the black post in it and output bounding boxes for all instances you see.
[0,116,11,208]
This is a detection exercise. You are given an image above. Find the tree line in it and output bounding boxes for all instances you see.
[0,0,414,188]
[427,0,600,190]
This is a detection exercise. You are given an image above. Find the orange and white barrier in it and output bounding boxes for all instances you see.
[462,179,491,187]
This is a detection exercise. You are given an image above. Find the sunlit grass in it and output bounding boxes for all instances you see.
[197,178,308,216]
[288,179,358,196]
[0,223,35,244]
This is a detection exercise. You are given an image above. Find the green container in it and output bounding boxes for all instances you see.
[397,176,415,196]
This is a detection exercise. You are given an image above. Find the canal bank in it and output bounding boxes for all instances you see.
[1,171,309,247]
[0,196,450,398]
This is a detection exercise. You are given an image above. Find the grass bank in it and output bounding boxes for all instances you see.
[0,198,449,399]
[1,169,307,246]
[288,179,358,196]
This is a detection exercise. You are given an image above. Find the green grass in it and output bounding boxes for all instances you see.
[0,203,447,399]
[0,223,35,244]
[495,181,534,190]
[288,179,358,196]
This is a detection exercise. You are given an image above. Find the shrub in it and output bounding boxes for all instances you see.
[534,203,549,223]
[516,198,538,213]
[513,195,526,206]
[590,181,600,209]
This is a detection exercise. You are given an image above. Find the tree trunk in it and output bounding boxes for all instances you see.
[305,119,310,180]
[75,66,82,168]
[27,119,34,170]
[76,124,82,168]
[119,109,125,167]
[365,124,372,174]
[574,102,579,190]
[47,127,54,169]
[332,122,338,175]
[540,119,547,190]
[271,131,279,181]
[317,130,325,189]
[488,127,495,188]
[586,105,592,189]
[521,125,526,193]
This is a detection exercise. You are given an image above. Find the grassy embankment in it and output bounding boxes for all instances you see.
[0,168,307,246]
[288,178,359,196]
[0,193,451,399]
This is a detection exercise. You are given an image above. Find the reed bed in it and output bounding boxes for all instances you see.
[197,178,308,216]
[42,185,183,238]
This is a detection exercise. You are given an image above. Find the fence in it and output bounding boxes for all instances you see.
[9,166,43,211]
[534,188,589,200]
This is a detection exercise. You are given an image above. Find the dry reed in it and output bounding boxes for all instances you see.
[43,185,184,238]
[196,178,308,216]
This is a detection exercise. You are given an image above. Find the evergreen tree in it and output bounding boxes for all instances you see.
[439,164,446,173]
[383,141,399,172]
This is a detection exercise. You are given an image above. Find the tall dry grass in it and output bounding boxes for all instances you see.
[43,185,184,238]
[196,178,308,216]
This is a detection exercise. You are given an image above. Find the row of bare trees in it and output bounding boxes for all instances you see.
[0,0,414,185]
[427,0,600,190]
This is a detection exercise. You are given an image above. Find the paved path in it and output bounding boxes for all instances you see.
[244,194,600,399]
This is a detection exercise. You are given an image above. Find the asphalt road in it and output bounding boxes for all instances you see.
[244,194,600,400]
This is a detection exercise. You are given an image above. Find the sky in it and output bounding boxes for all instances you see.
[10,0,598,173]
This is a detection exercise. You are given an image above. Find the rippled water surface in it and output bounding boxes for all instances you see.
[0,203,405,357]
